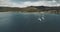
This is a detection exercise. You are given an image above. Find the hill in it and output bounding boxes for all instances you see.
[0,6,60,14]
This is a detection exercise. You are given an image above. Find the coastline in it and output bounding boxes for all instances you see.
[0,11,59,15]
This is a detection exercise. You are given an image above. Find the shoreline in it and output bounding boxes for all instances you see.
[0,11,59,14]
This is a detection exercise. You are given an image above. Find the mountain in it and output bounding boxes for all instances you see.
[27,6,60,14]
[0,7,22,12]
[0,6,60,14]
[29,6,60,10]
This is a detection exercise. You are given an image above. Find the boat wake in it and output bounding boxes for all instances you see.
[33,14,46,23]
[38,16,45,21]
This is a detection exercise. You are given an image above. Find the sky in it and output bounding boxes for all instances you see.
[0,0,60,8]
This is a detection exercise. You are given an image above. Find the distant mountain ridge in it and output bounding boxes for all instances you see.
[0,6,60,11]
[29,6,60,10]
[0,6,60,14]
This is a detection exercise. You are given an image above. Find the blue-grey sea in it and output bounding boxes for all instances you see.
[0,12,60,32]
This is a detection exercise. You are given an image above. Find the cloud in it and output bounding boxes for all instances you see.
[0,0,60,8]
[0,0,11,6]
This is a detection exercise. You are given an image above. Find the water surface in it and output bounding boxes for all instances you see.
[0,12,60,32]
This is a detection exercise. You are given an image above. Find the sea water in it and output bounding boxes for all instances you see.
[0,12,60,32]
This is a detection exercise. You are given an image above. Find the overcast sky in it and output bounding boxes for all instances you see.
[0,0,60,7]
